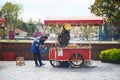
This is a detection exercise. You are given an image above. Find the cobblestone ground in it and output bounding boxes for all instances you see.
[0,60,120,80]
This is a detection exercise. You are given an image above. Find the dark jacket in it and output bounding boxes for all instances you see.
[58,30,70,47]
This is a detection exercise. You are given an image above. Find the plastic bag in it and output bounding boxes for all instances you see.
[41,47,48,54]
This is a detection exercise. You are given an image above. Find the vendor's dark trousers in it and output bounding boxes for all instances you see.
[33,53,42,66]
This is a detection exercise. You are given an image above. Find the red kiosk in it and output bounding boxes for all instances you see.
[0,17,16,61]
[0,17,5,22]
[44,16,103,68]
[0,17,5,28]
[0,16,5,38]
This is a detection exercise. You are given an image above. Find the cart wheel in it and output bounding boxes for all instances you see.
[69,53,84,68]
[50,60,61,67]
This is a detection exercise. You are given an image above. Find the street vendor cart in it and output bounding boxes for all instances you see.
[49,45,91,68]
[44,16,103,68]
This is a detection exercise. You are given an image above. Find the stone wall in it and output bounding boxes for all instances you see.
[0,41,120,60]
[91,44,120,60]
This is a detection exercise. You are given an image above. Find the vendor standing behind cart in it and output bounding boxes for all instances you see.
[31,36,48,67]
[58,23,71,47]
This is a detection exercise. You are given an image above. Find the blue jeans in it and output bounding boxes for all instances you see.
[33,52,42,66]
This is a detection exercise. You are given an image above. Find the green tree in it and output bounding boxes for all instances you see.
[27,23,36,36]
[19,22,36,37]
[16,18,23,28]
[0,2,22,35]
[89,0,120,40]
[20,22,28,32]
[18,18,36,37]
[89,0,120,26]
[27,18,36,36]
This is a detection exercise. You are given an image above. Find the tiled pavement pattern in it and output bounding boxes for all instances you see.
[0,60,120,80]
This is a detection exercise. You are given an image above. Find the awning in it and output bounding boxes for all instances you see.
[44,16,103,25]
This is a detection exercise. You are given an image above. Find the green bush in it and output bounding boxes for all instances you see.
[99,48,120,64]
[114,49,120,63]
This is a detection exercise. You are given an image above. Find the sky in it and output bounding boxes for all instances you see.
[0,0,95,23]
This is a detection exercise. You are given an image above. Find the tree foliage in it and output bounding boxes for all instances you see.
[0,2,36,38]
[26,19,36,36]
[19,20,36,36]
[0,2,22,31]
[89,0,120,26]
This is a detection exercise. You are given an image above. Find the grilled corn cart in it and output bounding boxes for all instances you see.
[48,23,91,68]
[44,16,103,68]
[49,46,91,68]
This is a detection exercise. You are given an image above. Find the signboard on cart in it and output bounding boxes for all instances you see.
[58,48,63,56]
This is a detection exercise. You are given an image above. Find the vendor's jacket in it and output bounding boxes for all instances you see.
[31,36,45,53]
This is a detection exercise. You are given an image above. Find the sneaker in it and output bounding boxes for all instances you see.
[42,63,45,65]
[35,65,41,67]
[40,63,45,66]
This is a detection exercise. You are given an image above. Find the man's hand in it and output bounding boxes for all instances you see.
[41,45,46,48]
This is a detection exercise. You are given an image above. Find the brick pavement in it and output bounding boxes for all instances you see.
[0,60,120,80]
